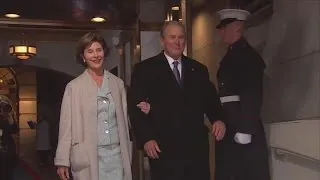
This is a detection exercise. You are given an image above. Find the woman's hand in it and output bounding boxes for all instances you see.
[137,101,151,114]
[57,166,70,180]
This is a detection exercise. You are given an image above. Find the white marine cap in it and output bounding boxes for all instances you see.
[216,9,250,29]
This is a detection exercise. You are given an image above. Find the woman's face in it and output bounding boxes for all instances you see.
[82,42,105,70]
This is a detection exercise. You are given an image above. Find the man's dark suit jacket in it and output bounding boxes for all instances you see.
[128,52,223,179]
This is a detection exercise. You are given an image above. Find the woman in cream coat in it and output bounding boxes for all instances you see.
[55,32,132,180]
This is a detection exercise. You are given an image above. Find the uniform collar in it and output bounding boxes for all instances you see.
[228,36,248,50]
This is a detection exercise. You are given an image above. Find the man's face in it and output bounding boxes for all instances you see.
[160,25,185,59]
[217,22,237,45]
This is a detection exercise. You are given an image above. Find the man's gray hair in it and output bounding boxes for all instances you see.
[160,21,186,38]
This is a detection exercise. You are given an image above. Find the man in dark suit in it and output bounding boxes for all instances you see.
[214,9,270,180]
[128,21,226,180]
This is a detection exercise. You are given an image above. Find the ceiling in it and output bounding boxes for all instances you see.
[0,0,138,27]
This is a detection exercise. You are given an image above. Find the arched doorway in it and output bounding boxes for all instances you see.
[0,68,19,153]
[0,65,73,167]
[13,66,73,166]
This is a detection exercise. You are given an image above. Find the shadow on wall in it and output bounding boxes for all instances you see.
[261,17,309,124]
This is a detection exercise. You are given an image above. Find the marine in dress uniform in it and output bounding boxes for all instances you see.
[214,9,271,180]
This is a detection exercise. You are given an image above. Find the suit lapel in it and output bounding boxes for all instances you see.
[181,56,193,90]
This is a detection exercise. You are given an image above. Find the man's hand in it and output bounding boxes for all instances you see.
[144,140,161,159]
[212,120,225,141]
[137,101,151,115]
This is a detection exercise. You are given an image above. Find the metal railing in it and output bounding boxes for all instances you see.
[134,145,320,180]
[269,146,320,171]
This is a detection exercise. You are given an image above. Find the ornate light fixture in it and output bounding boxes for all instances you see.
[9,45,36,60]
[9,33,37,60]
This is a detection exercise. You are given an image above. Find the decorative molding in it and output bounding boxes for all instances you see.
[140,22,163,31]
[0,18,136,30]
[0,27,99,42]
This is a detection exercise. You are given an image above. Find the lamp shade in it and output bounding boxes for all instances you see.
[9,45,37,60]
